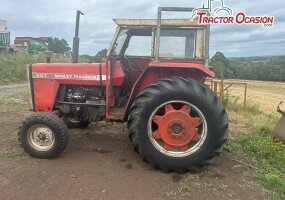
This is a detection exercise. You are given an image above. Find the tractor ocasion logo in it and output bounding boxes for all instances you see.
[192,0,274,27]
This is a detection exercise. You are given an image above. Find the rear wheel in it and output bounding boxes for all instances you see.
[128,77,228,172]
[18,112,69,158]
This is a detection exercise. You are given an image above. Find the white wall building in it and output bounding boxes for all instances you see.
[0,19,10,47]
[0,19,7,31]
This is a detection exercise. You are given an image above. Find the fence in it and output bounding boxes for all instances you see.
[205,79,248,110]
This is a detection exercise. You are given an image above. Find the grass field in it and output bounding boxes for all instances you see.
[225,79,285,115]
[0,53,89,85]
[224,80,285,199]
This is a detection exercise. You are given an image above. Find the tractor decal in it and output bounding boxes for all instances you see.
[32,72,107,81]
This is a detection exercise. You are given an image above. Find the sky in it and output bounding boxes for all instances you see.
[0,0,284,57]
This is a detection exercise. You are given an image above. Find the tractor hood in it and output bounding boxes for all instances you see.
[27,62,125,112]
[31,63,107,84]
[30,62,124,86]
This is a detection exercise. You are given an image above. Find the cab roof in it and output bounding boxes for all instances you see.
[113,19,204,27]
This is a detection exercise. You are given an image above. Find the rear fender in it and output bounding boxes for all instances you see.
[149,62,215,78]
[123,64,215,121]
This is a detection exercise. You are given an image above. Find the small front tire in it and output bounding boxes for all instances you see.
[18,112,69,158]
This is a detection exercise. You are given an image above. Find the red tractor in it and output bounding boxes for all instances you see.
[19,7,228,172]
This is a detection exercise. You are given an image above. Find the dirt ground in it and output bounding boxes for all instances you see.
[0,110,268,200]
[0,82,276,200]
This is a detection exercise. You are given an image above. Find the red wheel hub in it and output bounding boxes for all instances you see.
[152,104,202,151]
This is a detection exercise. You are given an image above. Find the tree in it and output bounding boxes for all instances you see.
[94,48,107,62]
[210,53,285,82]
[79,49,107,63]
[210,52,233,79]
[48,38,71,54]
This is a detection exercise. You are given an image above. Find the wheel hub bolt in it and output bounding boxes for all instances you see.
[168,121,184,138]
[38,132,47,140]
[172,123,182,134]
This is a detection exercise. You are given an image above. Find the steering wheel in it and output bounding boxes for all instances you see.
[120,56,131,73]
[121,55,143,72]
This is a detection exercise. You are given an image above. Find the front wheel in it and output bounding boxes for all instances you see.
[128,77,228,172]
[18,112,69,158]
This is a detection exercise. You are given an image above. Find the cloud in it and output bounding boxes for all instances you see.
[0,0,284,57]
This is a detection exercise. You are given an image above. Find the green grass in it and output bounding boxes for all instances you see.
[0,53,89,84]
[167,186,191,198]
[0,54,45,84]
[203,183,229,191]
[166,174,229,199]
[0,91,29,112]
[226,99,285,199]
[234,126,285,199]
[0,150,22,159]
[224,95,261,115]
[217,183,229,191]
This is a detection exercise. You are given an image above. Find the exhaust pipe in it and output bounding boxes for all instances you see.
[72,10,84,63]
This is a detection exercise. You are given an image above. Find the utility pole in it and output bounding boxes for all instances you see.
[72,10,84,63]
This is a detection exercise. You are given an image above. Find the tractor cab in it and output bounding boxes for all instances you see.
[109,18,209,63]
[105,8,211,120]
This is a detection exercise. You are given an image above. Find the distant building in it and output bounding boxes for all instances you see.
[0,19,10,49]
[14,37,33,48]
[0,19,7,31]
[14,37,49,53]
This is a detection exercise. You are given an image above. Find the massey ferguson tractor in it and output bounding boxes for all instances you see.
[19,7,228,173]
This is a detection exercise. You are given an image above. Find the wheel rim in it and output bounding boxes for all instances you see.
[148,100,207,157]
[27,125,55,151]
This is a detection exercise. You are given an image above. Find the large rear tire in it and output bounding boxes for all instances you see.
[128,77,228,172]
[18,112,69,158]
